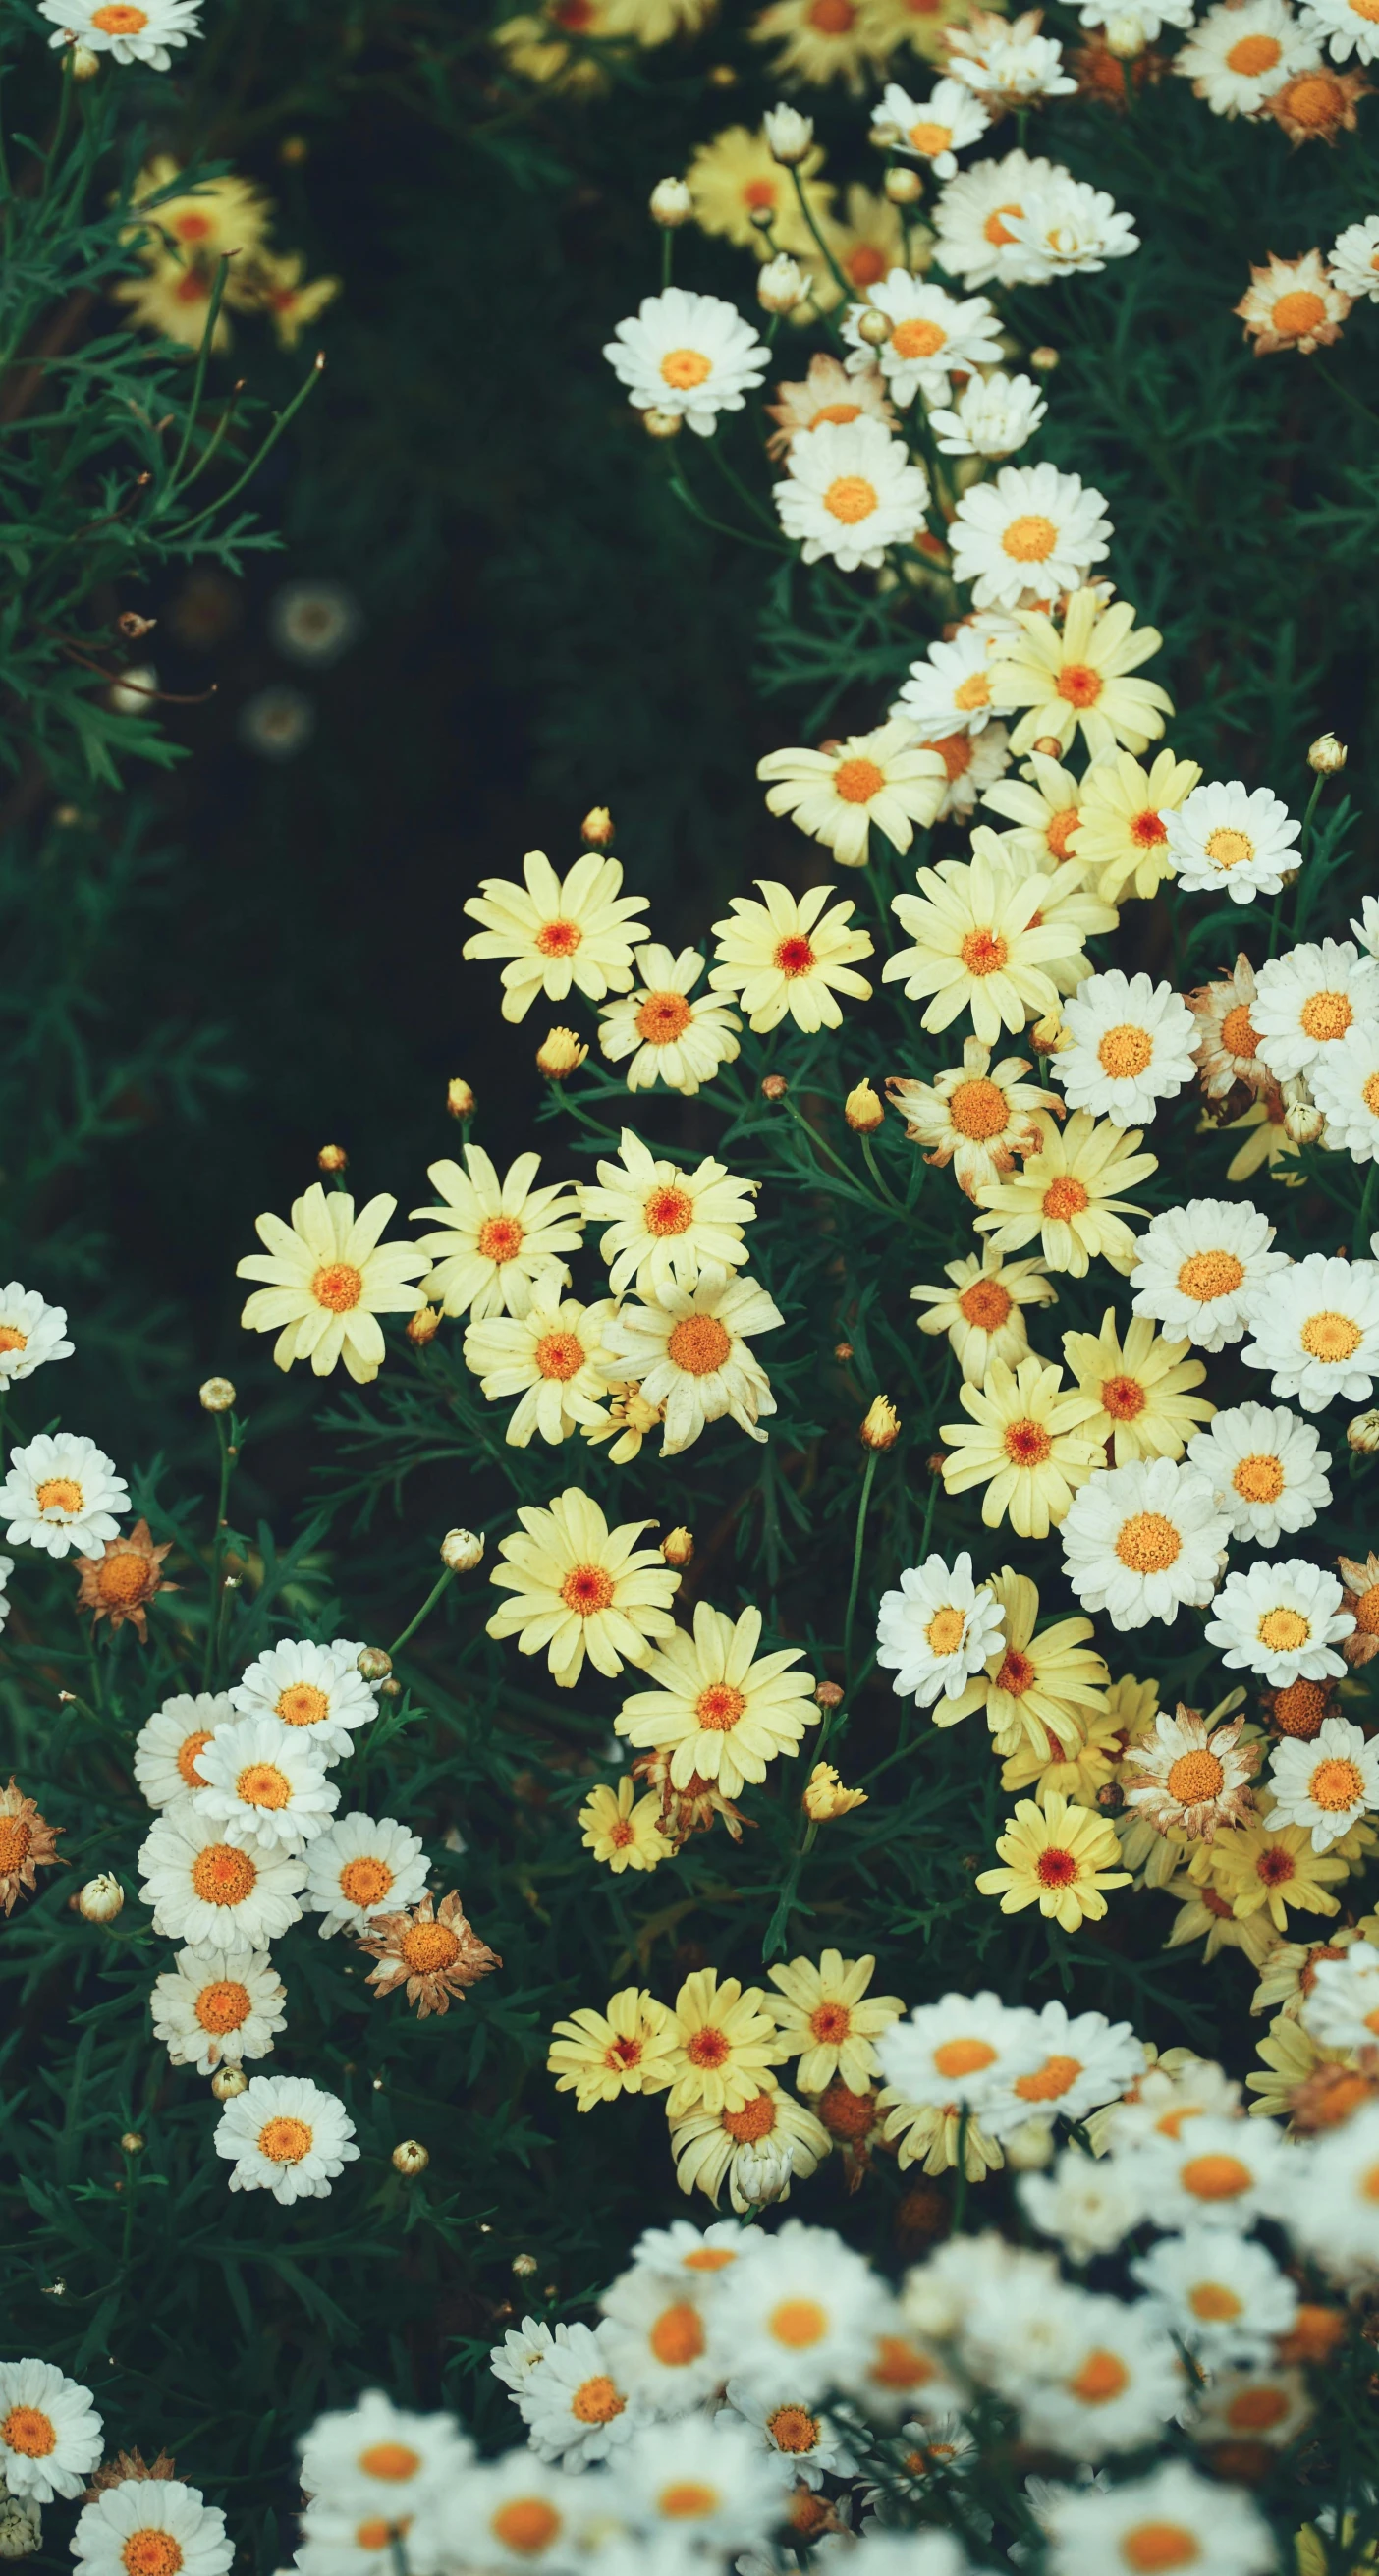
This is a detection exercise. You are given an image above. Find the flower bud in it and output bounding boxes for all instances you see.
[855,307,892,348]
[1349,1410,1379,1456]
[661,1525,694,1567]
[70,43,99,78]
[317,1142,348,1174]
[764,102,814,163]
[884,165,923,206]
[108,664,157,716]
[814,1680,844,1709]
[446,1077,475,1120]
[0,2495,42,2559]
[1102,10,1147,51]
[868,118,901,149]
[379,1678,402,1700]
[1029,1013,1071,1055]
[1031,735,1065,757]
[580,805,614,847]
[757,252,806,315]
[441,1527,485,1572]
[392,2138,430,2176]
[358,1647,393,1683]
[79,1874,124,1925]
[748,203,777,233]
[512,2252,539,2278]
[803,1761,867,1820]
[641,408,684,440]
[120,2131,144,2156]
[408,1303,440,1345]
[649,175,693,228]
[199,1376,236,1412]
[1029,345,1060,373]
[211,2065,248,2101]
[834,1341,854,1361]
[1004,2118,1055,2169]
[535,1026,588,1079]
[845,1078,884,1132]
[1284,1099,1325,1145]
[761,1072,788,1100]
[860,1394,901,1450]
[1309,733,1348,775]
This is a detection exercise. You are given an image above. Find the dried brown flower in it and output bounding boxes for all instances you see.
[0,1780,63,1915]
[74,1518,176,1639]
[359,1890,500,2019]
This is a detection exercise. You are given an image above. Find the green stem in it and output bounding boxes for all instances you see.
[164,353,324,540]
[660,229,672,291]
[859,1133,905,1213]
[388,1564,457,1659]
[1270,771,1325,956]
[162,257,233,499]
[201,1415,234,1690]
[843,1447,879,1688]
[788,167,854,332]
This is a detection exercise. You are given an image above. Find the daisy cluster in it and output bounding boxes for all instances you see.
[114,155,338,356]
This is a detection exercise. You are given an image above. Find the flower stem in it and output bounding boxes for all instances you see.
[388,1565,457,1660]
[201,1413,234,1691]
[844,1447,879,1688]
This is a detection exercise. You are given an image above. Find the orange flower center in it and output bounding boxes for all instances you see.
[91,2,149,27]
[605,2033,641,2067]
[0,1326,27,1354]
[0,1816,32,1872]
[194,1978,251,2034]
[1097,1022,1154,1080]
[819,2075,875,2137]
[743,178,779,210]
[845,247,886,288]
[811,397,864,424]
[1167,1749,1226,1804]
[94,1548,156,1604]
[932,2035,996,2078]
[1301,1309,1362,1361]
[660,349,712,390]
[767,2403,821,2454]
[891,317,947,360]
[644,1184,693,1234]
[571,2375,625,2426]
[401,1922,462,1974]
[1101,1373,1146,1420]
[769,2297,829,2349]
[1308,1756,1364,1811]
[276,1681,330,1728]
[809,0,856,27]
[191,1843,257,1905]
[1003,1416,1053,1465]
[1273,1678,1328,1736]
[476,1215,524,1264]
[491,2500,561,2553]
[560,1562,615,1617]
[1014,2052,1082,2102]
[121,2535,183,2576]
[1041,1174,1090,1222]
[606,1820,634,1849]
[1070,2347,1130,2403]
[657,2483,720,2522]
[833,755,886,804]
[667,1314,733,1376]
[1189,2279,1242,2321]
[0,2408,55,2458]
[1115,1511,1182,1574]
[173,211,213,243]
[1036,1844,1079,1887]
[809,2000,853,2043]
[984,201,1023,245]
[1002,512,1058,564]
[237,1762,292,1811]
[722,2091,777,2141]
[995,1646,1034,1696]
[358,2443,421,2482]
[176,1729,213,1786]
[257,2115,312,2164]
[635,990,692,1044]
[311,1262,363,1313]
[947,1075,1010,1139]
[687,2024,732,2066]
[339,1855,394,1907]
[823,475,878,525]
[952,671,991,712]
[1181,2151,1252,2200]
[1057,662,1103,709]
[1271,288,1328,339]
[1177,1248,1244,1302]
[1130,808,1169,847]
[1352,1579,1379,1635]
[907,119,953,154]
[959,1276,1013,1329]
[1228,2385,1291,2431]
[1123,2528,1199,2573]
[1257,1844,1296,1885]
[1227,29,1281,68]
[932,730,973,780]
[649,2301,705,2366]
[960,927,1009,978]
[1220,1002,1259,1059]
[694,1681,747,1733]
[35,1476,83,1515]
[1046,806,1081,857]
[871,2333,938,2387]
[534,1329,585,1382]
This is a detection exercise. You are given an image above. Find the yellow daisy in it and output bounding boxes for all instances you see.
[486,1487,681,1687]
[974,1108,1158,1278]
[764,1950,906,2095]
[1221,1091,1305,1187]
[462,848,649,1022]
[462,1288,615,1447]
[239,252,340,350]
[939,1566,1111,1753]
[1071,748,1204,904]
[493,0,621,91]
[813,184,917,309]
[126,157,269,264]
[880,2093,1004,2181]
[577,1777,671,1874]
[1206,1814,1350,1932]
[999,1700,1130,1806]
[883,835,1077,1042]
[750,0,890,90]
[1160,1873,1278,1967]
[866,0,973,62]
[411,1146,585,1320]
[1245,2009,1351,2126]
[1009,850,1118,994]
[708,880,874,1033]
[981,749,1088,878]
[1061,1310,1214,1464]
[987,587,1175,762]
[116,257,231,350]
[614,1601,816,1799]
[236,1185,428,1383]
[685,124,833,256]
[1250,1927,1366,2021]
[579,1129,758,1297]
[910,1247,1057,1385]
[976,1791,1131,1930]
[939,1354,1104,1539]
[758,720,946,868]
[664,1967,787,2118]
[670,2083,831,2210]
[548,1987,681,2110]
[887,1035,1061,1200]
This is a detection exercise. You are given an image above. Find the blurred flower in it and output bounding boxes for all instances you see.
[269,581,361,666]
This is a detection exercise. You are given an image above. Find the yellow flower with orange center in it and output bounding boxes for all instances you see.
[987,586,1174,762]
[685,123,833,255]
[663,1967,789,2118]
[974,1108,1157,1278]
[237,1183,428,1384]
[910,1247,1057,1385]
[884,835,1082,1043]
[888,1034,1062,1201]
[615,1599,816,1799]
[939,1565,1111,1756]
[1073,748,1204,904]
[1205,1813,1350,1931]
[1062,1310,1213,1464]
[939,1353,1104,1540]
[548,1986,680,2110]
[487,1486,681,1687]
[462,847,649,1021]
[709,879,874,1033]
[976,1791,1131,1931]
[764,1949,905,2095]
[577,1776,672,1875]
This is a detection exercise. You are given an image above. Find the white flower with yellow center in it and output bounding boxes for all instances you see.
[772,417,931,572]
[0,1431,128,1560]
[992,2001,1146,2133]
[625,2216,747,2284]
[879,1990,1044,2114]
[0,1284,72,1383]
[0,2360,102,2502]
[888,1037,1061,1200]
[1071,747,1202,904]
[932,148,1064,288]
[133,1689,234,1810]
[303,1811,429,1937]
[1004,172,1140,277]
[1268,1716,1379,1849]
[1331,213,1379,300]
[911,1247,1057,1383]
[411,1145,584,1320]
[597,944,741,1093]
[138,1809,306,1952]
[214,2073,359,2203]
[1311,1021,1379,1160]
[1055,969,1196,1126]
[757,720,946,867]
[1061,1311,1212,1465]
[603,285,768,433]
[1129,1197,1288,1351]
[1041,2462,1275,2576]
[843,272,1002,406]
[464,1289,615,1448]
[947,13,1079,106]
[1301,1939,1379,2048]
[602,1265,782,1455]
[579,1130,758,1297]
[516,2321,639,2469]
[231,1638,378,1763]
[619,2414,790,2548]
[1016,2294,1185,2460]
[930,369,1048,459]
[462,847,648,1022]
[597,2264,725,2417]
[988,587,1173,762]
[1130,2228,1297,2366]
[1237,247,1351,354]
[1189,2366,1313,2452]
[1060,1458,1230,1628]
[433,2453,588,2571]
[150,1945,287,2073]
[876,1551,1007,1707]
[705,2220,880,2407]
[38,0,202,67]
[873,76,989,177]
[708,878,874,1031]
[193,1714,338,1853]
[1131,2112,1294,2234]
[1175,0,1317,113]
[725,2380,857,2486]
[895,624,1003,743]
[1205,1557,1353,1686]
[765,1951,905,2096]
[1187,1401,1332,1545]
[950,465,1113,613]
[1163,779,1300,904]
[1300,0,1379,60]
[72,2477,232,2576]
[615,1600,815,1798]
[884,835,1076,1041]
[487,1486,681,1688]
[237,1185,427,1383]
[299,2388,470,2516]
[1253,938,1379,1083]
[1121,1702,1257,1841]
[1241,1252,1379,1410]
[1019,2150,1148,2265]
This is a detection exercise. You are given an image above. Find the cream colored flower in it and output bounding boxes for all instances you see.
[615,1600,816,1798]
[579,1129,758,1297]
[765,1951,905,2095]
[884,832,1080,1041]
[463,1289,615,1447]
[1061,1311,1213,1463]
[764,348,899,455]
[686,122,832,255]
[237,1186,427,1383]
[1072,748,1204,904]
[987,586,1174,760]
[975,1108,1157,1277]
[670,2083,831,2213]
[665,1967,788,2118]
[1186,955,1272,1101]
[602,1266,782,1455]
[758,720,946,867]
[1123,1703,1260,1841]
[999,1699,1130,1806]
[802,1761,868,1819]
[410,1146,584,1320]
[981,748,1087,875]
[938,1564,1111,1754]
[1222,1089,1305,1186]
[940,1353,1104,1538]
[886,1034,1061,1199]
[751,0,890,87]
[598,945,741,1095]
[548,1987,681,2110]
[578,1776,672,1873]
[462,848,649,1021]
[708,880,874,1032]
[486,1487,681,1687]
[910,1247,1057,1383]
[1237,248,1351,356]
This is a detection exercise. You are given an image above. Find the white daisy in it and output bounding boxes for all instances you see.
[1310,1020,1379,1159]
[601,1265,782,1455]
[949,466,1113,613]
[986,2001,1145,2131]
[875,1551,1006,1708]
[842,272,1002,406]
[1129,2112,1295,2232]
[703,2220,878,2407]
[411,1146,584,1320]
[1299,0,1379,60]
[598,946,741,1094]
[150,1944,287,2072]
[1285,2101,1379,2278]
[598,2268,724,2417]
[430,2453,589,2570]
[1175,0,1318,111]
[38,0,203,69]
[1129,1197,1288,1352]
[1016,2294,1185,2461]
[1331,213,1379,300]
[894,623,1001,741]
[623,2217,748,2285]
[463,1289,615,1449]
[0,2359,102,2502]
[603,287,768,435]
[928,370,1048,459]
[725,2379,857,2486]
[1019,2149,1149,2265]
[299,2388,471,2509]
[230,1637,378,1762]
[193,1715,338,1853]
[1004,172,1140,277]
[1300,1938,1379,2048]
[490,2319,558,2396]
[1186,1401,1331,1546]
[1188,2365,1313,2451]
[514,2320,640,2467]
[579,1131,757,1298]
[947,18,1078,104]
[1054,970,1196,1127]
[0,1285,72,1382]
[214,2073,359,2202]
[1040,2461,1276,2576]
[1161,779,1301,903]
[133,1690,235,1810]
[72,2479,231,2576]
[1268,1715,1379,1848]
[1130,2228,1297,2366]
[1251,938,1379,1084]
[772,416,930,572]
[0,1431,129,1559]
[1241,1251,1379,1410]
[878,1989,1044,2114]
[1204,1557,1353,1685]
[303,1812,429,1937]
[1060,1458,1228,1629]
[873,77,989,179]
[618,2415,788,2547]
[137,1809,306,1952]
[1078,0,1194,34]
[932,151,1065,290]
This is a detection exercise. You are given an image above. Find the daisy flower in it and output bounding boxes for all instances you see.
[1072,749,1203,904]
[548,1987,680,2110]
[580,1140,747,1305]
[0,2361,102,2502]
[214,2074,359,2203]
[1186,955,1271,1100]
[940,1353,1104,1538]
[948,8,1079,104]
[726,2381,857,2487]
[751,0,889,84]
[0,1432,128,1560]
[1018,2294,1185,2460]
[193,1715,338,1854]
[1301,1938,1379,2047]
[1163,779,1301,903]
[1131,2227,1298,2366]
[1176,0,1317,111]
[772,417,930,571]
[1237,248,1351,354]
[671,2085,830,2214]
[1299,0,1379,60]
[75,1517,174,1639]
[883,840,1076,1040]
[931,149,1064,289]
[577,1776,671,1873]
[878,1989,1044,2115]
[1004,171,1140,276]
[1209,1811,1349,1927]
[462,847,648,1021]
[990,2000,1145,2129]
[1339,1551,1379,1663]
[1129,1197,1287,1351]
[602,1266,782,1455]
[133,1690,234,1810]
[974,1108,1158,1278]
[0,1780,61,1916]
[894,625,1003,743]
[38,0,203,68]
[434,2452,593,2571]
[705,2220,878,2406]
[1131,2112,1294,2231]
[842,274,1002,407]
[597,945,740,1092]
[603,286,768,433]
[757,720,945,866]
[977,1793,1131,1930]
[1187,1402,1332,1545]
[981,745,1085,867]
[231,1638,378,1763]
[1013,845,1114,992]
[988,587,1173,761]
[1253,938,1379,1083]
[597,2274,724,2420]
[764,348,898,457]
[764,1951,904,2096]
[1123,1704,1259,1840]
[303,1812,430,1937]
[874,75,990,176]
[949,466,1112,613]
[237,1185,427,1383]
[360,1888,499,2017]
[1330,213,1379,298]
[664,1967,787,2119]
[875,1550,1007,1706]
[624,2216,747,2284]
[1002,1697,1128,1804]
[411,1146,583,1321]
[910,1247,1057,1382]
[1062,1312,1212,1464]
[72,2480,231,2576]
[940,1566,1110,1753]
[463,1289,614,1449]
[814,186,911,312]
[1020,2151,1148,2265]
[1040,2461,1275,2576]
[929,369,1048,459]
[615,1601,815,1799]
[1269,61,1371,134]
[686,125,831,258]
[487,1487,681,1687]
[1054,970,1196,1127]
[1309,1021,1379,1159]
[514,2322,638,2470]
[1268,1717,1379,1848]
[708,878,873,1030]
[0,1284,72,1381]
[137,1811,306,1952]
[1242,1252,1379,1410]
[1060,1457,1229,1627]
[619,2414,789,2548]
[1190,2365,1312,2450]
[150,1946,287,2073]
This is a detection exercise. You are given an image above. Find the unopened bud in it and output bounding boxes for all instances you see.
[120,2131,144,2156]
[379,1678,402,1699]
[803,1760,867,1820]
[358,1647,393,1683]
[1028,345,1060,373]
[661,1526,694,1567]
[535,1026,588,1080]
[1029,1013,1071,1055]
[884,165,923,206]
[580,805,614,847]
[764,102,814,163]
[860,1394,901,1450]
[855,307,892,348]
[512,2252,539,2278]
[408,1303,440,1345]
[0,2493,42,2557]
[758,252,806,314]
[761,1072,788,1100]
[1004,2117,1056,2169]
[211,2064,248,2101]
[199,1377,236,1413]
[317,1142,348,1175]
[815,1680,845,1709]
[641,407,684,439]
[649,175,693,227]
[845,1077,884,1132]
[1284,1100,1325,1145]
[1349,1409,1379,1456]
[1308,733,1348,775]
[279,134,309,166]
[748,202,777,233]
[707,59,737,83]
[1102,10,1147,50]
[70,41,100,77]
[79,1874,124,1924]
[392,2137,430,2176]
[834,1341,854,1361]
[441,1527,485,1572]
[446,1077,475,1120]
[869,118,902,150]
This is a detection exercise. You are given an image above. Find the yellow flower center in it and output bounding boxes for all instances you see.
[176,1729,213,1786]
[339,1855,393,1908]
[401,1922,462,1974]
[1300,988,1353,1041]
[534,1329,585,1382]
[932,2035,996,2078]
[1271,288,1328,339]
[1014,2052,1082,2103]
[1097,1022,1154,1079]
[1001,512,1059,564]
[871,2333,938,2387]
[959,1275,1013,1328]
[667,1314,733,1376]
[833,754,886,803]
[311,1262,363,1313]
[257,2115,312,2164]
[984,201,1023,245]
[95,1548,156,1605]
[1227,29,1281,68]
[236,1762,292,1811]
[823,474,878,524]
[906,120,952,154]
[1181,2151,1252,2200]
[658,2483,721,2522]
[1177,1249,1244,1301]
[194,1978,252,2034]
[952,671,991,712]
[891,317,947,360]
[1046,805,1081,857]
[571,2375,625,2426]
[635,990,692,1043]
[476,1214,524,1263]
[1041,1174,1090,1222]
[767,2404,821,2453]
[1203,825,1254,871]
[276,1682,330,1728]
[0,1326,28,1354]
[1115,1511,1182,1574]
[91,2,149,27]
[122,2535,183,2576]
[723,2091,777,2140]
[925,1606,966,1655]
[1301,1309,1362,1361]
[0,2408,55,2459]
[1188,2279,1242,2321]
[1233,1452,1285,1504]
[191,1843,257,1905]
[960,927,1008,977]
[659,348,712,389]
[811,396,865,421]
[358,2444,421,2482]
[1308,1756,1364,1811]
[769,2298,829,2349]
[35,1476,83,1515]
[947,1075,1010,1139]
[1166,1749,1225,1804]
[561,1562,615,1617]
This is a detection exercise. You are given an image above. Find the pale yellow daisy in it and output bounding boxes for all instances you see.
[664,1966,788,2118]
[602,1265,783,1455]
[974,1108,1158,1278]
[708,880,874,1033]
[751,0,890,90]
[578,1776,672,1874]
[999,1700,1131,1806]
[548,1987,681,2110]
[812,184,918,311]
[615,1600,816,1798]
[987,587,1175,761]
[1222,1091,1304,1187]
[1061,1310,1214,1464]
[765,1951,906,2095]
[883,833,1080,1041]
[598,945,741,1096]
[670,2082,831,2210]
[1006,847,1117,994]
[1072,748,1203,904]
[886,1034,1061,1199]
[1206,1814,1350,1932]
[579,1130,758,1297]
[758,720,946,867]
[764,349,899,457]
[939,1354,1104,1539]
[486,1487,681,1687]
[410,1146,584,1320]
[462,1289,615,1448]
[462,848,649,1021]
[981,749,1088,877]
[939,1565,1111,1753]
[1161,1872,1279,1967]
[910,1247,1057,1384]
[685,123,832,255]
[237,1186,428,1383]
[976,1792,1131,1931]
